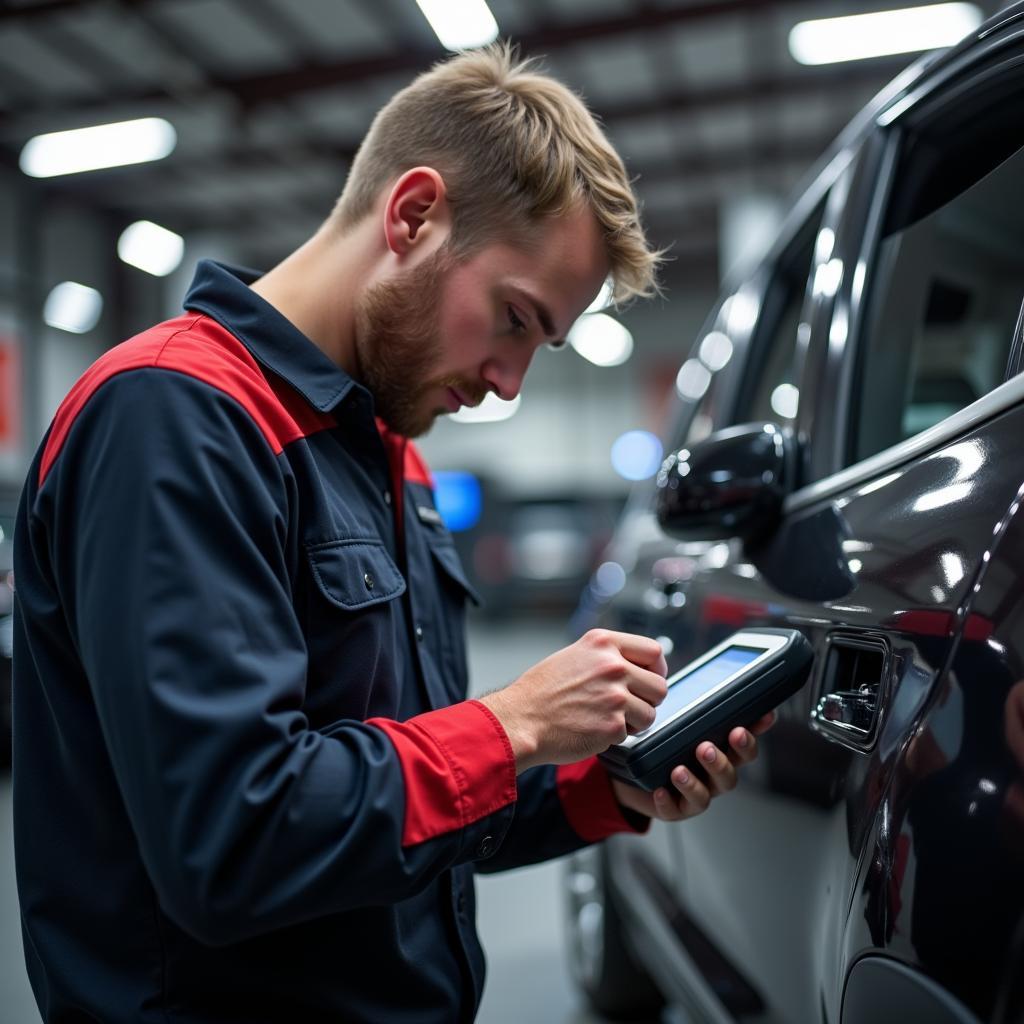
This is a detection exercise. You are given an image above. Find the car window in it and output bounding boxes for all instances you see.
[737,205,824,424]
[852,82,1024,464]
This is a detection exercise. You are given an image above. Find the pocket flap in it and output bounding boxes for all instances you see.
[306,539,406,610]
[428,539,482,607]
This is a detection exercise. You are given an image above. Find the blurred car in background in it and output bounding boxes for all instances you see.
[565,8,1024,1024]
[435,472,624,618]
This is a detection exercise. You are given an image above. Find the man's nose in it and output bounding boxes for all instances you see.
[481,352,532,402]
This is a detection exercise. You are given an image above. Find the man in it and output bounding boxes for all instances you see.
[13,45,771,1023]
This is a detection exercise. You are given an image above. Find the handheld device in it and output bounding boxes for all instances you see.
[598,627,812,791]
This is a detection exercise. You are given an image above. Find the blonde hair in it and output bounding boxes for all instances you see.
[331,43,662,304]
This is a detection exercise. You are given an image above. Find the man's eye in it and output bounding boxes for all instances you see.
[507,306,527,334]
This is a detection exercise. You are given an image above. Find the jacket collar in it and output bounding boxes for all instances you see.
[183,259,362,414]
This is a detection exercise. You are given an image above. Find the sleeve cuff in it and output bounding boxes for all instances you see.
[556,757,651,842]
[367,700,518,847]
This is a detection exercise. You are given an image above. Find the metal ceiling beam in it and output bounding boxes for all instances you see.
[0,0,856,120]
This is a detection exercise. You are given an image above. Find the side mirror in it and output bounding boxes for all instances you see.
[655,422,793,543]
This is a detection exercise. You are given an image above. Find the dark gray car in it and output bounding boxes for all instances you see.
[565,7,1024,1023]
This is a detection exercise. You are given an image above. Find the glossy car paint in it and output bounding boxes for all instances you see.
[577,7,1024,1023]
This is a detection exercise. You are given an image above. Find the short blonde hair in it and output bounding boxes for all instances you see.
[331,43,661,304]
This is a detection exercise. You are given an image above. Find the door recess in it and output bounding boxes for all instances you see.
[810,634,890,751]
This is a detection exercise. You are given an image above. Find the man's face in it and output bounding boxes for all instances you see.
[354,204,610,437]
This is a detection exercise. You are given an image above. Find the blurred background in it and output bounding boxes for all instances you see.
[0,0,1003,1020]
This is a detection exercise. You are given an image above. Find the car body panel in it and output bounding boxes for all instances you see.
[573,7,1024,1022]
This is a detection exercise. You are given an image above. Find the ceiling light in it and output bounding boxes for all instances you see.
[118,220,185,277]
[43,282,103,334]
[698,331,733,371]
[20,117,176,178]
[450,392,521,424]
[789,4,982,66]
[568,313,634,367]
[770,383,800,419]
[584,279,614,314]
[414,0,499,51]
[675,359,711,401]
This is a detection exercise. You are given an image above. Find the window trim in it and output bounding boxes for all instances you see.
[784,370,1024,515]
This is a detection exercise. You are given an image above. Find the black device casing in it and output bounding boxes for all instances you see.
[598,628,813,791]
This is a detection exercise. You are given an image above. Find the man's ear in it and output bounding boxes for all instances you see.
[383,167,450,257]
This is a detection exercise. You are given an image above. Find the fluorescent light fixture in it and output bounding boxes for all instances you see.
[414,0,499,51]
[789,4,982,66]
[118,220,185,277]
[450,392,521,424]
[43,281,103,334]
[568,313,634,367]
[20,117,176,178]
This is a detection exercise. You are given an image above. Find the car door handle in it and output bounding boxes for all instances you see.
[810,633,890,750]
[814,688,877,737]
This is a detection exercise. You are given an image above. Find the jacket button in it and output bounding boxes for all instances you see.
[477,835,494,858]
[415,625,424,641]
[383,490,392,506]
[364,572,375,590]
[457,891,467,915]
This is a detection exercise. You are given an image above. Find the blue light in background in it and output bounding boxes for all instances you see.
[433,471,483,531]
[610,430,664,481]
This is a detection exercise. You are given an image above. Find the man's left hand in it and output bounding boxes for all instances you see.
[610,712,777,822]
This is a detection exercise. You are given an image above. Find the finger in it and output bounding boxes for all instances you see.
[750,711,777,736]
[652,786,685,821]
[697,742,738,794]
[623,693,658,734]
[625,665,669,706]
[727,726,758,765]
[601,630,669,676]
[668,765,710,815]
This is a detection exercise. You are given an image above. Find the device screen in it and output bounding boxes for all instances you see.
[649,645,762,731]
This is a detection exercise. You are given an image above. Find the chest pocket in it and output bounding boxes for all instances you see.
[306,538,406,610]
[303,538,407,725]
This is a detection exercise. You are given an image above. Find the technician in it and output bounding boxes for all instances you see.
[13,44,771,1024]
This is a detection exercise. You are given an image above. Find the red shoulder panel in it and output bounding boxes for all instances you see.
[39,314,335,486]
[375,417,434,489]
[403,440,434,488]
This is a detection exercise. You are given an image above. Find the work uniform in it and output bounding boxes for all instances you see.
[12,260,645,1024]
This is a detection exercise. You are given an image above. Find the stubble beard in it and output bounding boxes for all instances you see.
[354,249,482,438]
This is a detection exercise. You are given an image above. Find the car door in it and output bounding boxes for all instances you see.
[654,24,1024,1024]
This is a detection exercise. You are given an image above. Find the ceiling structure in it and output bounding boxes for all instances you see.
[0,0,1005,272]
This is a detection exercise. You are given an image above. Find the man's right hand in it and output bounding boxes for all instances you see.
[479,629,668,773]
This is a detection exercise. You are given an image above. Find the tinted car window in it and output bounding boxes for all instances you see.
[853,94,1024,463]
[738,206,824,424]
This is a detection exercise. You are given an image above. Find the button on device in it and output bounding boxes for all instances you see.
[415,625,424,642]
[477,835,494,858]
[364,572,375,590]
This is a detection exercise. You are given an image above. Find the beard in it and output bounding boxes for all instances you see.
[353,248,487,438]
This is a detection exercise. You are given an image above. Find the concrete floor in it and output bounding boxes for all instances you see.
[1,613,675,1024]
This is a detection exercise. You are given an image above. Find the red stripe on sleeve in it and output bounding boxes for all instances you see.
[368,700,517,847]
[39,314,335,486]
[556,757,650,843]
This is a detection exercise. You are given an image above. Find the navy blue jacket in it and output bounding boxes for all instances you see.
[12,261,642,1023]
